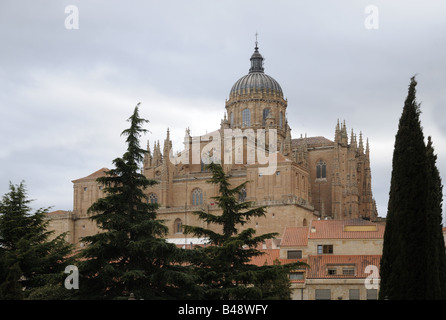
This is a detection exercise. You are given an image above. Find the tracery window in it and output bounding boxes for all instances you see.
[192,188,203,206]
[316,160,327,179]
[148,192,158,204]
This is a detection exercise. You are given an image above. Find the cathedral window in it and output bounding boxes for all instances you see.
[238,187,247,202]
[242,108,251,127]
[174,218,183,234]
[279,111,283,128]
[316,160,327,179]
[192,188,203,206]
[148,192,158,204]
[230,112,234,127]
[262,108,270,126]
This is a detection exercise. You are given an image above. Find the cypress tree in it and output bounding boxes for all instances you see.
[77,104,199,300]
[425,136,446,299]
[379,76,446,299]
[184,162,306,300]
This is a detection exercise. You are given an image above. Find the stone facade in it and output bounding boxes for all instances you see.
[46,44,378,250]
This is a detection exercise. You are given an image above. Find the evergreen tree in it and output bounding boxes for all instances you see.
[77,104,198,300]
[0,182,73,299]
[424,136,446,299]
[184,162,306,300]
[379,76,446,299]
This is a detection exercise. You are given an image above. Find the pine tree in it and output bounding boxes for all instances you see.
[379,76,446,299]
[0,182,73,299]
[184,162,306,300]
[77,104,199,300]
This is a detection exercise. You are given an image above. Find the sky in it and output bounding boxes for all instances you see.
[1,0,446,220]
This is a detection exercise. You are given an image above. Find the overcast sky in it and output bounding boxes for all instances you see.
[1,0,445,220]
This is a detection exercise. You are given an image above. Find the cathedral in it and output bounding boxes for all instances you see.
[47,42,378,247]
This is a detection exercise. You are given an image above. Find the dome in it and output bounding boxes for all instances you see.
[229,45,283,98]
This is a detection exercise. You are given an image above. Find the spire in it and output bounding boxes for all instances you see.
[359,132,364,154]
[335,119,341,143]
[366,138,370,159]
[249,33,264,73]
[163,128,172,157]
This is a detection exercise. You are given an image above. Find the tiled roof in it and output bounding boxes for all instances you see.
[291,136,334,148]
[306,255,381,279]
[72,168,109,183]
[47,210,70,216]
[250,249,281,266]
[281,227,309,246]
[249,249,308,268]
[308,219,384,239]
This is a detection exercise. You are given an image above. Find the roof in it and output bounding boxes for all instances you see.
[281,227,309,246]
[47,210,70,216]
[292,136,334,148]
[308,219,384,239]
[249,249,307,267]
[306,255,381,279]
[229,46,283,98]
[72,168,109,183]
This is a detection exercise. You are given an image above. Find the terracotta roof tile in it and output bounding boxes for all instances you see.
[250,249,281,266]
[308,219,384,239]
[281,227,309,246]
[306,255,381,279]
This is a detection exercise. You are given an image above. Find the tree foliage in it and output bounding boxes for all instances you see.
[0,182,73,299]
[379,76,446,299]
[184,162,306,300]
[77,104,199,300]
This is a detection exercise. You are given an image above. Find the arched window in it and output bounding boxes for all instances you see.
[316,160,327,179]
[242,108,251,127]
[279,111,283,128]
[230,112,234,127]
[174,218,183,234]
[238,187,247,202]
[262,108,270,126]
[148,192,158,204]
[192,188,203,206]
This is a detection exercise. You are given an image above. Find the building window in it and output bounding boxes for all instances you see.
[279,111,283,128]
[174,218,183,234]
[289,272,304,281]
[315,289,331,300]
[148,193,158,204]
[317,244,333,254]
[349,289,360,300]
[287,250,302,259]
[238,187,247,202]
[316,160,326,179]
[366,289,378,300]
[230,112,234,127]
[343,267,355,276]
[327,268,337,275]
[192,188,203,206]
[262,108,270,126]
[242,108,251,127]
